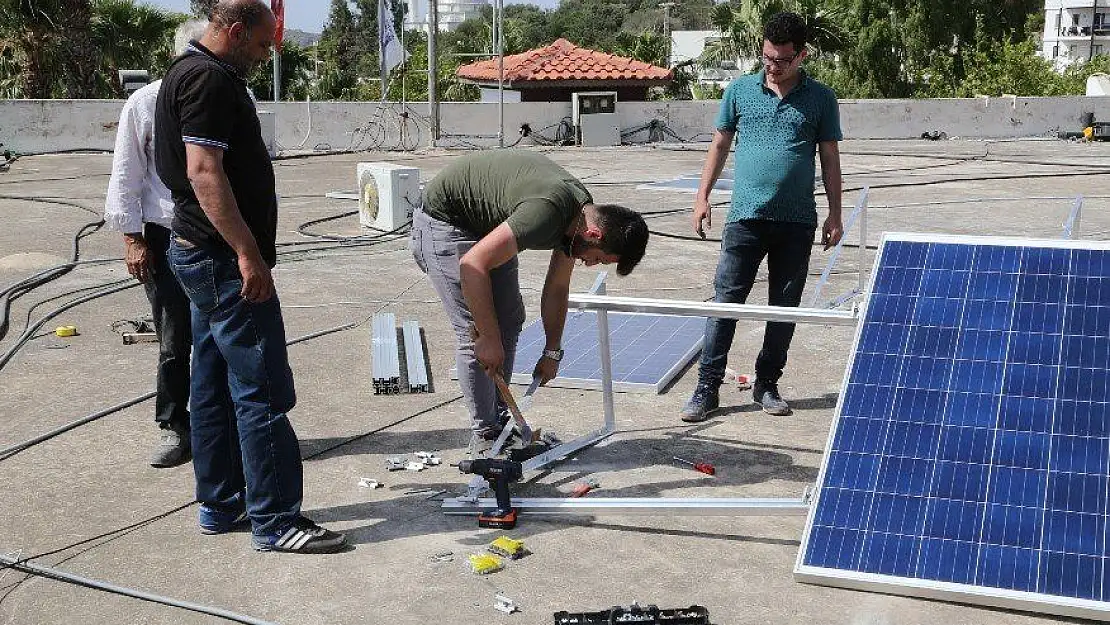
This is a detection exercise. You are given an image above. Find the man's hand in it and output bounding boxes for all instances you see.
[822,215,844,250]
[692,198,712,239]
[533,355,559,385]
[237,252,275,303]
[124,236,154,283]
[475,333,505,377]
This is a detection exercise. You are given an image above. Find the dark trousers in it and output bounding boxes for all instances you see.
[168,237,302,536]
[143,223,192,431]
[698,220,816,387]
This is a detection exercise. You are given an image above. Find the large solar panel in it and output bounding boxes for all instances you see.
[796,233,1110,620]
[451,312,704,393]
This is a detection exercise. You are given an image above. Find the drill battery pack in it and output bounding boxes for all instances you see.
[478,508,518,529]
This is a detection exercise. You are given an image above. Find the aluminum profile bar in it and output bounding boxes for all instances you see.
[810,186,868,307]
[520,425,615,472]
[442,497,810,516]
[566,295,858,326]
[371,313,400,394]
[402,319,428,392]
[1062,194,1084,239]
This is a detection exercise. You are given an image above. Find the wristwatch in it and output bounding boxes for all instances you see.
[542,348,564,362]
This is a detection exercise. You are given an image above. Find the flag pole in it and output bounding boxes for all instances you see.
[379,0,388,101]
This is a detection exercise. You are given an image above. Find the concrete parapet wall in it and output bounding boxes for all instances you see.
[4,96,1110,154]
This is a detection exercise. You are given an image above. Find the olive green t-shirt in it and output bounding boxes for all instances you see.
[423,150,592,251]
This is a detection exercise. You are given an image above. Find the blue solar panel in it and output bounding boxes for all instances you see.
[511,311,704,392]
[797,235,1110,619]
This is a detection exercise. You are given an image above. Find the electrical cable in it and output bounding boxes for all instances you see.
[0,216,105,343]
[0,554,277,625]
[0,280,136,373]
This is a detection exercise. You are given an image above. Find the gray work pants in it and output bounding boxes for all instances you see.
[411,207,526,431]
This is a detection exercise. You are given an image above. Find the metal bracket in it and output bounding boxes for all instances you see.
[494,593,519,614]
[1062,194,1084,240]
[810,186,869,307]
[121,331,157,345]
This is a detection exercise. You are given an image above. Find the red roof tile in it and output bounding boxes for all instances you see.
[456,38,672,83]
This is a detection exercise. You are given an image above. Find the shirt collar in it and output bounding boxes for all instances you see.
[185,39,246,81]
[759,67,809,97]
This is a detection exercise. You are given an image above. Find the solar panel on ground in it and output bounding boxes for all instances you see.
[797,233,1110,620]
[448,312,704,393]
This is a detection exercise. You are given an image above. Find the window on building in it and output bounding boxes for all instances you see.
[1070,44,1078,56]
[1097,13,1106,27]
[1053,45,1060,58]
[1096,44,1104,56]
[1074,13,1081,26]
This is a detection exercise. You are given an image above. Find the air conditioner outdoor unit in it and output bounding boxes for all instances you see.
[118,69,151,95]
[357,162,421,232]
[572,91,620,147]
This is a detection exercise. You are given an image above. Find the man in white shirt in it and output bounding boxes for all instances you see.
[104,19,208,467]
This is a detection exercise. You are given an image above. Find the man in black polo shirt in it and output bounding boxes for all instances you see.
[156,0,346,554]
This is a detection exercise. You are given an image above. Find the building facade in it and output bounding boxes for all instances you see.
[405,0,488,32]
[1041,0,1110,70]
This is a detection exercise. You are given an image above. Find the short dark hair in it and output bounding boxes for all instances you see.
[210,0,271,32]
[764,12,807,53]
[593,204,648,276]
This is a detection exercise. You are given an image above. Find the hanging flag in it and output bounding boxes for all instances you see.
[271,0,285,52]
[379,0,408,73]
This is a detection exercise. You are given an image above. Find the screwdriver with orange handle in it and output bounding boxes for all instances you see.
[673,455,716,476]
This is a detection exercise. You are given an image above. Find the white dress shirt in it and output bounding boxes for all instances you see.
[103,80,176,233]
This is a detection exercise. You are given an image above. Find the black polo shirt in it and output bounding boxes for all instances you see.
[155,41,278,266]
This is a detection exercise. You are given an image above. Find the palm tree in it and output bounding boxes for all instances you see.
[62,0,99,97]
[614,30,669,68]
[91,0,182,96]
[0,0,67,98]
[700,0,848,71]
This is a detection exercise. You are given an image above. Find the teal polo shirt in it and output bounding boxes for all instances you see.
[716,69,842,226]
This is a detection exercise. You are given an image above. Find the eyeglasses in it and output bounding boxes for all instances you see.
[761,52,800,69]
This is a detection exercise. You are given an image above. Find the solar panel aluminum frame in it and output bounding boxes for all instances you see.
[794,232,1110,622]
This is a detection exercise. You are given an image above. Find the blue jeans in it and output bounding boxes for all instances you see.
[168,237,302,536]
[698,220,816,388]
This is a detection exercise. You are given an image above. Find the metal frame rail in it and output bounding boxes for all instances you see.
[402,319,429,392]
[444,296,857,517]
[372,313,400,394]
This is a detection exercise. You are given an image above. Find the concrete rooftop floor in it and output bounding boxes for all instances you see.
[2,139,1110,625]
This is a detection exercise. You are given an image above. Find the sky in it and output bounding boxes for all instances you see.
[141,0,556,33]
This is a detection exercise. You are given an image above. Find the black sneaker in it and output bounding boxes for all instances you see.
[753,381,791,416]
[252,516,348,554]
[680,382,720,423]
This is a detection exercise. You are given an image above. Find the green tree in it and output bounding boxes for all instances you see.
[955,37,1070,97]
[547,0,629,50]
[92,0,183,97]
[503,4,550,55]
[250,40,314,100]
[821,0,1043,98]
[0,0,68,97]
[613,30,667,67]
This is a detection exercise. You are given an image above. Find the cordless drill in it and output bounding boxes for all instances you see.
[457,458,523,529]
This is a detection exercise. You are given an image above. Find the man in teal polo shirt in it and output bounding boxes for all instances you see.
[680,11,843,422]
